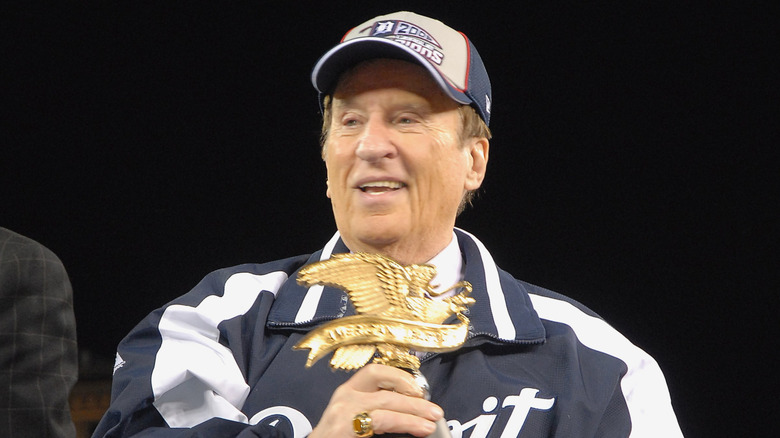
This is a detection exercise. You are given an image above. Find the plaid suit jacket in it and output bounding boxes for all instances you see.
[0,227,77,438]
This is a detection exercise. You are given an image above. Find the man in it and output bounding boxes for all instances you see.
[0,227,78,438]
[92,11,682,437]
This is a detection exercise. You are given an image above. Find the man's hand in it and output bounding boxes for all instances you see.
[309,364,444,437]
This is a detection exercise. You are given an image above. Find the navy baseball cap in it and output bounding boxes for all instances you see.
[312,11,492,126]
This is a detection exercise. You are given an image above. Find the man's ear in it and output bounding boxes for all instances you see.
[464,137,489,191]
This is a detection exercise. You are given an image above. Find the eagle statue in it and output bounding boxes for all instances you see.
[295,252,475,370]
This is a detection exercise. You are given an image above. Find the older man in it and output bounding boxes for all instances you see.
[92,11,682,438]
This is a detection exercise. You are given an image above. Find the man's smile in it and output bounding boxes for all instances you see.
[358,180,406,194]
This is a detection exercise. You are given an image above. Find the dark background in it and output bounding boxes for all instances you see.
[2,2,777,436]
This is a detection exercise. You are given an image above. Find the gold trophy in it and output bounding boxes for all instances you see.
[294,252,475,438]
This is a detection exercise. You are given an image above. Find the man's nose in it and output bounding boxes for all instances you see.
[355,119,397,162]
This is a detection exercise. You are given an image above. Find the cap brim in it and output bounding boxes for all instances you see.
[311,38,471,105]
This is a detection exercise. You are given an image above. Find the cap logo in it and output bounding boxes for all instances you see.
[369,20,444,66]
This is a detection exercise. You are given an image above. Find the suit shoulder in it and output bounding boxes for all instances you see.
[0,227,62,263]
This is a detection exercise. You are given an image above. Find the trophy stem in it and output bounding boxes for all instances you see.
[426,417,452,438]
[385,370,451,438]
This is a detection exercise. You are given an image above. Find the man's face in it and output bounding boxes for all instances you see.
[323,59,488,264]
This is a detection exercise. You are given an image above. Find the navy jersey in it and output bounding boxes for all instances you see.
[93,230,682,437]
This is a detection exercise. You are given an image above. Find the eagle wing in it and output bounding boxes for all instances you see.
[297,253,410,315]
[329,345,377,370]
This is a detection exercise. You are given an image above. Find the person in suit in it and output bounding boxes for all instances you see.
[0,227,78,438]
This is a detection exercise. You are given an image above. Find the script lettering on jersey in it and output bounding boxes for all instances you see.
[249,387,553,437]
[249,406,312,438]
[448,388,555,438]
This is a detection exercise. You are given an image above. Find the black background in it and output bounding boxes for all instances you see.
[2,2,777,436]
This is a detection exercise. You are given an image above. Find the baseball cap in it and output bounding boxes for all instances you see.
[311,11,492,126]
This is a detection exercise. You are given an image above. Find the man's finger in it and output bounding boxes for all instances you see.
[348,364,425,397]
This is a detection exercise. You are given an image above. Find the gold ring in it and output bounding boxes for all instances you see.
[353,411,373,437]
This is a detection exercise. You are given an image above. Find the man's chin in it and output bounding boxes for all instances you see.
[343,227,405,253]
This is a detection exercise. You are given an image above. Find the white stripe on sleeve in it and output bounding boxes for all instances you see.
[529,293,683,438]
[152,271,288,427]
